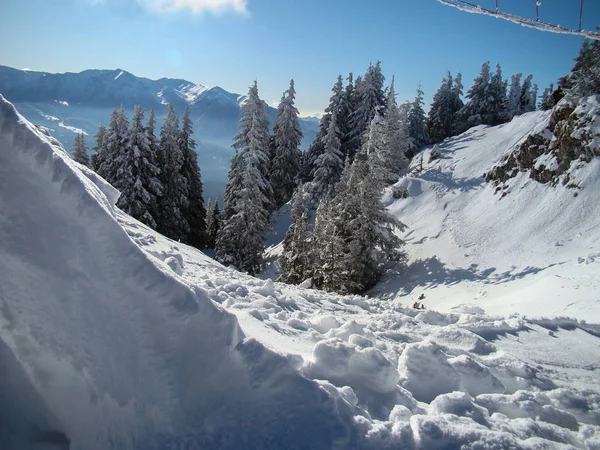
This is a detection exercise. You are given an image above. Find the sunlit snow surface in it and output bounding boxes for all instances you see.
[1,95,599,449]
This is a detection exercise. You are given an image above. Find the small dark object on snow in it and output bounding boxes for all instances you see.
[418,293,425,300]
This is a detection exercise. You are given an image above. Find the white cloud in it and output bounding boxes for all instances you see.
[137,0,248,14]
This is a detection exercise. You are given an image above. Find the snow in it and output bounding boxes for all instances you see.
[58,120,87,135]
[55,100,69,106]
[1,95,600,448]
[114,70,125,80]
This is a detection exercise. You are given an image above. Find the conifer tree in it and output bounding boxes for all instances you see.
[205,199,221,250]
[311,110,344,201]
[450,72,464,128]
[487,63,509,125]
[382,76,409,180]
[72,133,90,167]
[216,81,272,275]
[348,62,386,160]
[454,61,492,133]
[90,124,107,172]
[97,107,130,185]
[179,107,207,248]
[507,73,523,119]
[540,83,555,110]
[279,185,312,284]
[270,79,303,209]
[156,104,189,241]
[519,74,536,114]
[427,72,454,143]
[407,85,428,152]
[115,105,162,229]
[560,37,600,95]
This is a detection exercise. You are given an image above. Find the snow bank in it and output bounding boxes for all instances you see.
[0,95,358,449]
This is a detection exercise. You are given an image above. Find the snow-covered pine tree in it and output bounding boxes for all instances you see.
[279,185,312,285]
[270,79,303,209]
[340,72,356,159]
[146,109,159,165]
[540,83,555,110]
[347,62,386,161]
[90,123,107,172]
[311,109,344,201]
[407,84,428,153]
[382,76,409,180]
[454,61,492,133]
[97,107,130,185]
[71,133,90,167]
[156,104,189,241]
[519,74,536,114]
[114,105,162,229]
[427,72,454,144]
[530,83,539,111]
[487,63,509,125]
[559,37,600,96]
[507,73,523,119]
[205,199,221,250]
[179,107,207,248]
[450,72,464,132]
[216,81,272,275]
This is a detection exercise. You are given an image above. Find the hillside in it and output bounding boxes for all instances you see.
[373,102,600,321]
[1,94,600,448]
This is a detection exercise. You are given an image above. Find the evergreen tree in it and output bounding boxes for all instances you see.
[427,72,454,143]
[179,107,207,248]
[156,104,189,241]
[270,79,303,209]
[216,81,272,275]
[519,74,536,114]
[407,85,428,152]
[540,83,555,110]
[115,105,162,229]
[71,133,90,167]
[90,123,107,172]
[279,185,312,284]
[382,76,409,180]
[487,63,509,125]
[450,72,464,129]
[311,109,344,201]
[559,37,600,96]
[347,62,386,161]
[97,107,130,185]
[146,109,159,164]
[205,199,221,250]
[507,73,523,119]
[454,61,492,133]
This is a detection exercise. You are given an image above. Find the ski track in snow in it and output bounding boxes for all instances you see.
[1,95,600,448]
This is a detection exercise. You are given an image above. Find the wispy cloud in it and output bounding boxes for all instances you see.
[87,0,248,15]
[140,0,248,14]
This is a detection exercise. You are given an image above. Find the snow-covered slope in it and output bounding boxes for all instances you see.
[1,96,599,448]
[374,110,600,322]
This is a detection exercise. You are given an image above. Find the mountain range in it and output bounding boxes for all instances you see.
[0,65,319,200]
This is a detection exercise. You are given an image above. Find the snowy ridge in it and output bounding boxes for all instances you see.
[1,96,599,448]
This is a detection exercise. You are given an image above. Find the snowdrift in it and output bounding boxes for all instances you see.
[0,95,356,449]
[1,95,599,449]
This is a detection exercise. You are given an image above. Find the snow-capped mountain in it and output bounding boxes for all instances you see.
[0,65,319,200]
[1,94,599,449]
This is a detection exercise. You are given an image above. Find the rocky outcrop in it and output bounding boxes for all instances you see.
[487,95,600,191]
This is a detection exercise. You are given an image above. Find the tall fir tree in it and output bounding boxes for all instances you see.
[156,104,189,241]
[487,63,509,125]
[90,123,107,171]
[450,72,464,128]
[115,105,162,229]
[71,133,90,167]
[348,62,386,161]
[311,109,344,201]
[179,107,207,248]
[507,73,523,119]
[279,185,312,285]
[540,83,555,110]
[559,37,600,95]
[454,61,492,133]
[407,85,428,153]
[216,81,272,275]
[270,79,303,209]
[97,106,130,185]
[427,72,454,143]
[382,76,409,180]
[519,74,536,114]
[205,199,221,250]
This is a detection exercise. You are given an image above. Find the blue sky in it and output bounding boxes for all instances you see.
[0,0,597,115]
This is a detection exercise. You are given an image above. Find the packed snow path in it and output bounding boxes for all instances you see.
[1,95,599,448]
